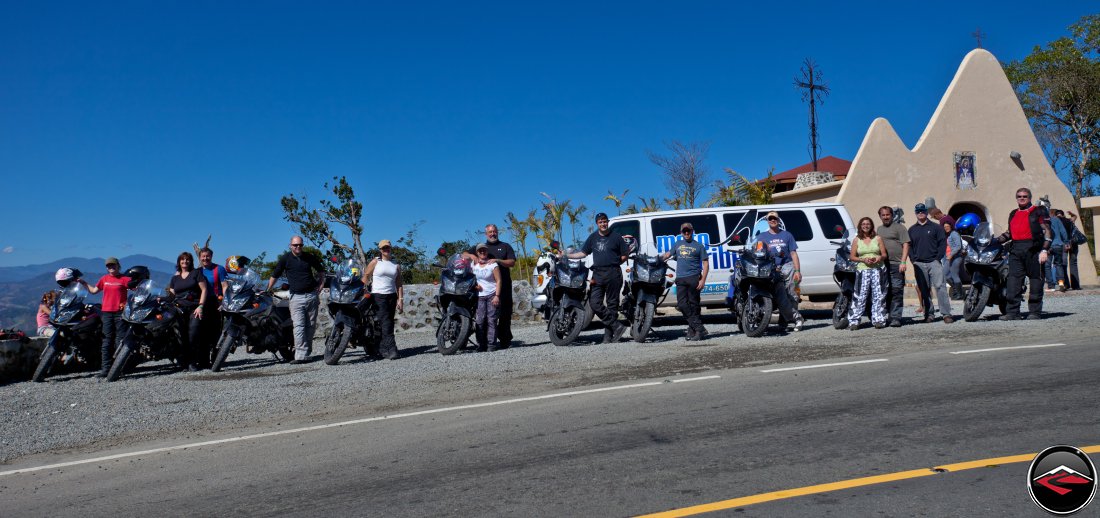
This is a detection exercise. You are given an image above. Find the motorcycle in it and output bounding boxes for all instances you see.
[962,222,1018,321]
[32,270,103,382]
[211,268,295,371]
[728,237,780,338]
[540,242,591,346]
[532,251,596,331]
[107,271,184,382]
[435,251,478,355]
[829,227,859,329]
[323,258,380,365]
[621,245,673,342]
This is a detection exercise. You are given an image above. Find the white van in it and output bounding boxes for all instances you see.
[607,202,855,306]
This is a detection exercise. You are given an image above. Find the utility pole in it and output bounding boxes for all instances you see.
[794,59,830,172]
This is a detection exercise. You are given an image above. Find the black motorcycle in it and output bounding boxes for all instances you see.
[829,227,859,329]
[323,258,380,365]
[621,251,672,342]
[729,239,779,337]
[32,270,103,382]
[211,268,295,371]
[107,270,184,382]
[962,222,1017,321]
[540,242,591,346]
[436,252,478,355]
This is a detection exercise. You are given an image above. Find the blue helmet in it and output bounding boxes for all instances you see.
[956,212,981,231]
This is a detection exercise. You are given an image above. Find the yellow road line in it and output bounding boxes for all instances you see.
[637,445,1100,518]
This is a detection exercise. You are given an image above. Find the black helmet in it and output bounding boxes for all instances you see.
[124,265,150,289]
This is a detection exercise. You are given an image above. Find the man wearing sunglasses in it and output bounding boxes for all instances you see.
[996,188,1053,320]
[268,236,326,363]
[660,222,709,340]
[754,211,805,332]
[908,203,953,324]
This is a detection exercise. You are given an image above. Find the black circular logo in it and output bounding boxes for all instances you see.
[1028,445,1096,515]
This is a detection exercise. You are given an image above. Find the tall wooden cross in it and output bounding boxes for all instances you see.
[972,28,986,48]
[794,59,830,172]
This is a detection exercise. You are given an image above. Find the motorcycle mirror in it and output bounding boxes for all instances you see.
[550,240,560,250]
[437,247,447,257]
[330,256,340,263]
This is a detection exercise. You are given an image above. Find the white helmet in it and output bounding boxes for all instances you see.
[55,268,75,282]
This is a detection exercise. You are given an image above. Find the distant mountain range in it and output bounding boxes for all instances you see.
[0,255,176,334]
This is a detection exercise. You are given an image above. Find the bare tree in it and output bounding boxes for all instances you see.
[647,140,711,208]
[795,59,830,172]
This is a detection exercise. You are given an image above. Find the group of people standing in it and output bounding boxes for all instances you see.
[846,187,1071,329]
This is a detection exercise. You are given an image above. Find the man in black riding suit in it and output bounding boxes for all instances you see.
[568,213,629,343]
[996,187,1052,320]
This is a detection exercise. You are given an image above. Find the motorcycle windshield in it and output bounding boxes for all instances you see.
[123,279,160,321]
[51,284,89,324]
[332,258,362,287]
[972,222,994,248]
[440,255,475,295]
[223,269,261,312]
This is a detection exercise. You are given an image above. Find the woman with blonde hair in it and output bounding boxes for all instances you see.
[847,217,888,330]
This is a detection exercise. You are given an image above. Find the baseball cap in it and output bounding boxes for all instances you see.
[378,240,392,248]
[765,211,780,220]
[680,222,694,231]
[105,257,120,266]
[594,212,609,222]
[475,242,489,251]
[914,203,928,213]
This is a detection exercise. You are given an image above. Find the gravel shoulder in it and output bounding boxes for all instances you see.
[2,291,1096,465]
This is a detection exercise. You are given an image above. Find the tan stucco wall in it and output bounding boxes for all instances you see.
[772,181,841,204]
[835,49,1097,285]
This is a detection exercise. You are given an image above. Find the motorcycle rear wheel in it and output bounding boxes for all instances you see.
[32,344,59,382]
[549,307,583,346]
[325,325,353,365]
[963,285,989,322]
[741,297,772,338]
[105,345,133,382]
[832,293,849,330]
[437,315,471,355]
[631,302,655,343]
[211,332,237,372]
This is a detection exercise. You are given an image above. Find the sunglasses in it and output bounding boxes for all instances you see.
[681,229,693,234]
[767,217,778,222]
[1016,195,1031,199]
[916,210,927,214]
[290,243,303,247]
[380,246,391,251]
[106,264,119,269]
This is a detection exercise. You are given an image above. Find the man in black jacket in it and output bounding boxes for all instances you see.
[908,203,954,324]
[568,213,629,343]
[997,188,1052,319]
[267,236,326,363]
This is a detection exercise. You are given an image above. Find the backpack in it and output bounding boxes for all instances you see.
[1072,226,1088,245]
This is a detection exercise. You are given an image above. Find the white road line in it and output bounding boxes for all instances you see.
[760,359,889,373]
[950,343,1067,355]
[0,374,720,477]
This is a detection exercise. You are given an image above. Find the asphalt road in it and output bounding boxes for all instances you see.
[3,334,1097,517]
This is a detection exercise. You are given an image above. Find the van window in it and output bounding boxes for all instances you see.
[775,210,814,241]
[816,208,847,239]
[609,220,640,241]
[722,210,756,247]
[651,214,720,252]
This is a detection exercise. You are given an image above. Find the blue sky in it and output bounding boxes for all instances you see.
[1,1,1092,266]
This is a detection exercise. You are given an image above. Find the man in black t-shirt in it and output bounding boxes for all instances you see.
[462,224,518,348]
[267,236,326,363]
[568,213,629,343]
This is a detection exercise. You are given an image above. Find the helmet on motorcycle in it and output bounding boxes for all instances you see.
[226,255,250,274]
[124,265,150,289]
[956,212,981,231]
[55,268,77,287]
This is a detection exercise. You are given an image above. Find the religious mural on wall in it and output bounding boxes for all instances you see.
[954,152,976,190]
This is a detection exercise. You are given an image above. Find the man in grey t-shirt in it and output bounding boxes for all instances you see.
[876,206,909,327]
[661,222,709,340]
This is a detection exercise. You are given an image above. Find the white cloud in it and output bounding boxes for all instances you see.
[1,246,13,254]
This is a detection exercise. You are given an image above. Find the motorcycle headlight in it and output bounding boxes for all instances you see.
[978,249,999,264]
[223,294,251,312]
[52,308,80,324]
[330,286,362,304]
[441,276,458,294]
[743,263,759,277]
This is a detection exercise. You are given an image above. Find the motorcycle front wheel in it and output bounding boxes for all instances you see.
[437,314,471,355]
[963,284,989,322]
[32,343,60,382]
[832,293,850,330]
[105,345,133,382]
[325,324,353,365]
[631,302,655,343]
[549,307,584,346]
[741,297,772,338]
[211,331,238,372]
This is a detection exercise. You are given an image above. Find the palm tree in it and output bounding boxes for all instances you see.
[540,192,569,247]
[707,167,777,206]
[639,197,662,213]
[564,203,587,247]
[604,189,630,215]
[505,210,532,282]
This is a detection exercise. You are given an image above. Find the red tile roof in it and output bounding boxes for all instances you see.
[771,156,852,183]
